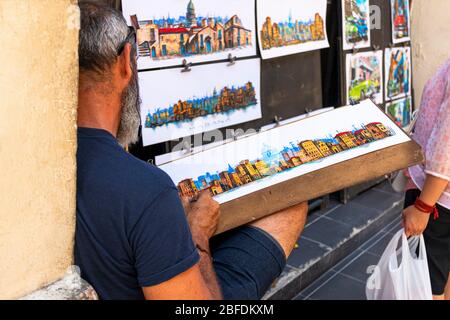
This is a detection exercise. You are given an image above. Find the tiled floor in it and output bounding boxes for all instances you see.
[264,181,405,300]
[294,216,403,300]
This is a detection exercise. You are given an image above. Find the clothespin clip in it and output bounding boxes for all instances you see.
[274,115,282,127]
[352,44,359,55]
[389,42,395,49]
[181,59,192,73]
[305,108,313,117]
[147,159,155,165]
[349,98,358,106]
[181,140,193,154]
[373,44,380,51]
[227,53,237,66]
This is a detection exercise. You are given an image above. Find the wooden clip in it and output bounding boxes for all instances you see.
[352,45,359,55]
[274,115,282,127]
[181,59,192,73]
[227,53,237,66]
[373,44,380,51]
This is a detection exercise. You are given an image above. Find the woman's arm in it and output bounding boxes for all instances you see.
[403,174,449,236]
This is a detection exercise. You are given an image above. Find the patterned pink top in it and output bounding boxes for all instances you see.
[408,58,450,209]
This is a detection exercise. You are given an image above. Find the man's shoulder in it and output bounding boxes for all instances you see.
[120,152,177,192]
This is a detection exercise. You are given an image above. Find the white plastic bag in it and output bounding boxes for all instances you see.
[366,229,433,300]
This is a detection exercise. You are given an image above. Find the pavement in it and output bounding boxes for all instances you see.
[295,216,402,300]
[263,180,405,300]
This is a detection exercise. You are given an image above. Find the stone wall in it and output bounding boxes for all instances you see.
[0,0,79,299]
[411,0,450,106]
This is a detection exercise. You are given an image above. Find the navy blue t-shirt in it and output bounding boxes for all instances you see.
[75,128,199,300]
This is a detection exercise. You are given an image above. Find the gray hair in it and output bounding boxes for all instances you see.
[78,1,142,147]
[79,1,129,74]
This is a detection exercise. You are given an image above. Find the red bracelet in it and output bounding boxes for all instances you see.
[414,198,439,220]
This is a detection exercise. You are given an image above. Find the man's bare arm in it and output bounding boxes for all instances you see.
[183,191,223,299]
[142,263,214,300]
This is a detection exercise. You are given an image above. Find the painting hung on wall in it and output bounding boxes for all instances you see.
[391,0,411,44]
[159,100,411,204]
[139,59,262,146]
[385,47,411,101]
[122,0,257,70]
[386,96,412,128]
[346,50,383,105]
[256,0,329,60]
[341,0,371,51]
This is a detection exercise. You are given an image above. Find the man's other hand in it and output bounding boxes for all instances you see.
[182,191,220,250]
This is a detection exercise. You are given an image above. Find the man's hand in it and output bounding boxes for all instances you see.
[182,191,220,250]
[402,205,430,237]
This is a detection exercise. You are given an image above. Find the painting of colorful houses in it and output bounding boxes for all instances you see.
[346,50,384,105]
[139,59,262,146]
[341,0,371,50]
[257,0,329,59]
[386,97,412,128]
[391,0,411,44]
[385,47,411,101]
[176,122,394,198]
[159,100,412,204]
[145,82,257,128]
[122,0,257,69]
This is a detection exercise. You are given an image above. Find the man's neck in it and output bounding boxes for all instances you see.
[77,82,122,137]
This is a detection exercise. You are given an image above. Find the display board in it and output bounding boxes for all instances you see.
[121,0,325,161]
[160,100,411,204]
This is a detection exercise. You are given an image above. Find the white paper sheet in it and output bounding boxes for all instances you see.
[341,0,371,51]
[256,0,329,59]
[391,0,411,44]
[385,46,411,101]
[139,58,262,146]
[122,0,257,70]
[386,96,412,128]
[159,100,411,204]
[346,50,384,105]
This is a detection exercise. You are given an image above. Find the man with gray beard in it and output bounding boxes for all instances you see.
[75,1,308,300]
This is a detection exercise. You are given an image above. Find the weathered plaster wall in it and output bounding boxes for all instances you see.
[0,0,79,299]
[411,0,450,106]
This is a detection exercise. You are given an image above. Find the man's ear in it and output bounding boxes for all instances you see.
[117,43,133,87]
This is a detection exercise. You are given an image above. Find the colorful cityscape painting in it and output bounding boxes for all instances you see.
[346,50,384,105]
[122,0,257,69]
[159,100,411,204]
[341,0,371,50]
[385,47,411,101]
[176,122,394,199]
[257,0,329,59]
[386,97,412,128]
[145,82,257,129]
[391,0,411,44]
[139,59,262,146]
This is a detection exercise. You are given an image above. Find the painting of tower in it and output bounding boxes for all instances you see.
[186,0,197,27]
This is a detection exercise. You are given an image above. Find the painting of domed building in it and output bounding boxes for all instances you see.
[122,0,257,69]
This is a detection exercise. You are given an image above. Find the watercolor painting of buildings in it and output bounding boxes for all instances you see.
[391,0,411,44]
[139,59,262,146]
[386,96,412,128]
[341,0,371,51]
[257,0,329,59]
[122,0,257,69]
[385,47,411,101]
[159,100,411,204]
[346,50,384,105]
